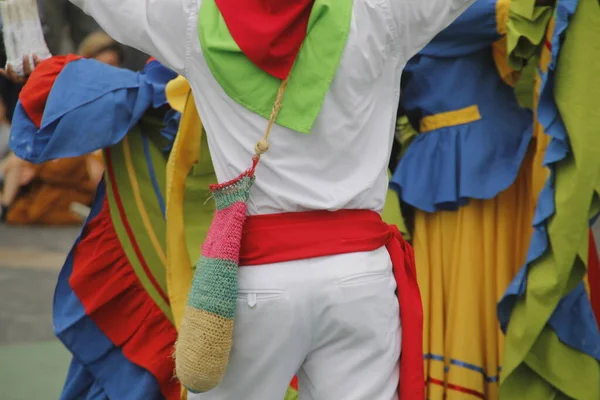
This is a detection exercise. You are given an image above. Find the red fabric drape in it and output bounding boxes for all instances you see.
[588,229,600,329]
[214,0,314,79]
[239,209,425,399]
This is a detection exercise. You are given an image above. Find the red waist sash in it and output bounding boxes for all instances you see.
[588,229,600,330]
[239,209,424,399]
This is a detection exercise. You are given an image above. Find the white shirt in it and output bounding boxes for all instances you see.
[70,0,475,215]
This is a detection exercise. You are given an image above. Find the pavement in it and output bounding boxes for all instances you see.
[0,225,79,400]
[0,221,599,400]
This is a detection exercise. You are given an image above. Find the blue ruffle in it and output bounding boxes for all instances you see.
[391,44,533,213]
[53,183,164,399]
[498,0,600,362]
[10,58,177,163]
[60,358,109,400]
[391,120,532,213]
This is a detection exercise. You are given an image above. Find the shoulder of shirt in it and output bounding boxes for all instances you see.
[359,0,403,57]
[181,0,201,76]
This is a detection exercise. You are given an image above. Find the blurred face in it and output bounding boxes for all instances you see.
[94,50,121,67]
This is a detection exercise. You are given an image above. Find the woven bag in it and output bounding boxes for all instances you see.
[175,79,288,393]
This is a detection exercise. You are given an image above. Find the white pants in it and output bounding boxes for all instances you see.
[189,247,401,400]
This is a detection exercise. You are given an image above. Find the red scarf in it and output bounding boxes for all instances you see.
[215,0,314,79]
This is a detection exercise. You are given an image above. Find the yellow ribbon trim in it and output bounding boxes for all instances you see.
[165,76,203,400]
[496,0,510,35]
[493,37,521,87]
[165,76,202,331]
[122,136,167,266]
[419,105,482,133]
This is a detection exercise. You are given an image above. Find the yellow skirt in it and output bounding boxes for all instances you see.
[415,150,535,399]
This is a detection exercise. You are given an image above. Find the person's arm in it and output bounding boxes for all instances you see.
[389,0,477,60]
[68,0,194,74]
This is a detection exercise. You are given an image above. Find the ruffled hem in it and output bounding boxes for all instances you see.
[53,183,179,400]
[59,358,109,400]
[498,0,600,363]
[390,122,532,213]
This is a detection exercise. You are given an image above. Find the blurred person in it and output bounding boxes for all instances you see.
[8,53,305,399]
[0,32,123,223]
[39,0,99,55]
[77,31,123,67]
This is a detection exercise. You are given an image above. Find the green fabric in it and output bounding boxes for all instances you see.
[396,115,418,158]
[104,119,173,322]
[188,257,238,319]
[514,57,537,109]
[506,0,554,69]
[198,0,352,133]
[214,175,256,210]
[284,388,298,400]
[383,172,410,240]
[383,115,419,240]
[501,0,600,398]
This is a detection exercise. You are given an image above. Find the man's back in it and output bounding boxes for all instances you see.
[70,0,475,215]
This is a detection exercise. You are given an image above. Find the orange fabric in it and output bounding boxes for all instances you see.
[6,156,96,225]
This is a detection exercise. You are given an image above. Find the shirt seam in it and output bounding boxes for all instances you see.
[381,0,402,58]
[183,0,199,77]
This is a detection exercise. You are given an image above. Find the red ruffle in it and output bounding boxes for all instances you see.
[588,229,600,330]
[70,197,179,399]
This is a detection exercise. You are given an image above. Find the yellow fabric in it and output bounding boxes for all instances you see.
[419,105,482,133]
[416,148,535,400]
[496,0,511,35]
[165,77,203,400]
[493,37,521,88]
[166,76,202,332]
[122,136,167,266]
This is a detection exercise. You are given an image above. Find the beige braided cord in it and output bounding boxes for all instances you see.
[254,77,289,157]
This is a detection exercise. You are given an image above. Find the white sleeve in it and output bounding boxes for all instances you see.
[69,0,196,74]
[390,0,477,60]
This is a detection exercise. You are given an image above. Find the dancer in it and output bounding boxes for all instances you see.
[9,53,304,399]
[498,0,600,398]
[9,56,203,399]
[67,0,476,398]
[390,1,535,398]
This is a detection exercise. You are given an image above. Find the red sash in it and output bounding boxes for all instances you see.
[588,229,600,329]
[239,209,424,399]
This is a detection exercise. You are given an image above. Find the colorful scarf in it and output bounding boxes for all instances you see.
[198,0,352,133]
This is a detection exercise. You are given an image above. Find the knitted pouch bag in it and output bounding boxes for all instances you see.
[175,79,288,393]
